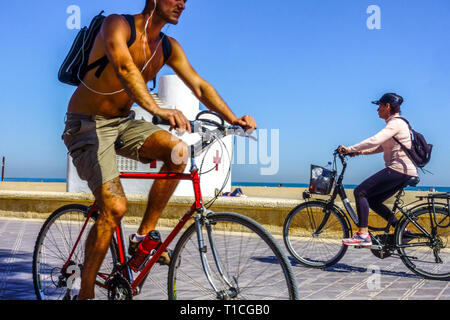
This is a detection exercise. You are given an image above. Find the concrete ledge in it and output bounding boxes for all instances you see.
[0,190,420,235]
[0,191,303,234]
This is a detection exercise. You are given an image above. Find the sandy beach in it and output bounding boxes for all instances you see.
[0,181,435,205]
[0,182,67,192]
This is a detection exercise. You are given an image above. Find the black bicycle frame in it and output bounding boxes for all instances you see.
[313,152,449,243]
[313,153,359,235]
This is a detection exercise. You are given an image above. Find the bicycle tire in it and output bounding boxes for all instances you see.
[167,212,298,300]
[32,204,120,300]
[283,201,349,268]
[396,206,450,280]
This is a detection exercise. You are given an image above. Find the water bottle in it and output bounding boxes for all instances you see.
[128,230,161,272]
[324,161,332,171]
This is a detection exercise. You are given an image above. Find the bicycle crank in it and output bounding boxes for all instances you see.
[106,274,133,300]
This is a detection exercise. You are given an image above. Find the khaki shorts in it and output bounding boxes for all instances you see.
[62,111,163,192]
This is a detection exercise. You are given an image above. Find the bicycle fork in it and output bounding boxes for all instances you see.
[194,212,238,300]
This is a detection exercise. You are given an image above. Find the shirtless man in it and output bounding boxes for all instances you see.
[62,0,257,300]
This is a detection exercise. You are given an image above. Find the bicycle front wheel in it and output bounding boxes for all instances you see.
[396,206,450,280]
[167,212,298,300]
[32,204,119,300]
[283,201,349,268]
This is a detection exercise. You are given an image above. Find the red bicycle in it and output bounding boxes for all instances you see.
[32,111,298,300]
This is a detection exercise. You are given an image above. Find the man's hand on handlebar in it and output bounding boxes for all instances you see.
[154,107,191,134]
[232,115,257,133]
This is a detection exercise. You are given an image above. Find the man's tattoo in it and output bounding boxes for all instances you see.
[106,178,125,200]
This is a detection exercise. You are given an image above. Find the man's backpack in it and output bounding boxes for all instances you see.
[58,11,107,86]
[392,117,433,170]
[58,11,172,89]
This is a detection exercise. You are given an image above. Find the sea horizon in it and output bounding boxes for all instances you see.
[2,177,449,192]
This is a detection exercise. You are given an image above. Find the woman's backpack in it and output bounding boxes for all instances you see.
[393,117,433,170]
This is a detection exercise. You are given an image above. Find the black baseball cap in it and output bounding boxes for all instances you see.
[371,93,403,107]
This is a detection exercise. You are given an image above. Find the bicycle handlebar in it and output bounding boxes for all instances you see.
[152,113,256,140]
[333,147,355,158]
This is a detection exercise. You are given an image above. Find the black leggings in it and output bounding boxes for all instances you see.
[354,168,413,228]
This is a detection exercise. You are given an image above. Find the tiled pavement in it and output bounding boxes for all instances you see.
[0,217,448,300]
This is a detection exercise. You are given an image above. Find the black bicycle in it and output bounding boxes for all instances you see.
[283,148,450,280]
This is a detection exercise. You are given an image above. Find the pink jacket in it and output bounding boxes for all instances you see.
[347,114,418,177]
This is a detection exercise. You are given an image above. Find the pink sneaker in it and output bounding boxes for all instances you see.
[342,232,372,247]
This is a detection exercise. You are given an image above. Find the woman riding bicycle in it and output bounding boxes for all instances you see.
[338,93,418,247]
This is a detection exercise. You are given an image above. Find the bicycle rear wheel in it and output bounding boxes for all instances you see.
[32,204,119,300]
[283,201,349,268]
[396,206,450,280]
[167,212,298,300]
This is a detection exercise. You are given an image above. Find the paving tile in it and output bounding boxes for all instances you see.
[0,217,447,301]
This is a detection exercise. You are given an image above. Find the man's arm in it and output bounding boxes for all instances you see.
[101,15,190,131]
[167,38,257,131]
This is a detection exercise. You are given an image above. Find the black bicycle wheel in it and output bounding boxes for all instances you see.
[283,201,349,268]
[32,204,119,300]
[396,206,450,280]
[167,212,298,300]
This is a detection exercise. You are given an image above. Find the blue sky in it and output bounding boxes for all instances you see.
[0,0,449,186]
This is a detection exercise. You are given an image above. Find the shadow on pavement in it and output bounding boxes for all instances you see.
[0,249,36,300]
[288,256,421,279]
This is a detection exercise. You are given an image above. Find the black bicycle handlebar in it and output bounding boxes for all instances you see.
[334,146,355,158]
[152,112,255,140]
[152,115,196,129]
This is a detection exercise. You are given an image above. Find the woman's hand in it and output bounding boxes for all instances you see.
[338,145,349,154]
[338,145,361,157]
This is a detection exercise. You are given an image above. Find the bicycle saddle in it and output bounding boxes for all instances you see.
[404,176,420,188]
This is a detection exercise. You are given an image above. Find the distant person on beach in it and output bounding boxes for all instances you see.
[338,93,418,247]
[222,188,246,197]
[62,0,257,300]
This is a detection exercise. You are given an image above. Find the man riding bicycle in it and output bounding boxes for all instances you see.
[62,0,257,300]
[338,93,418,247]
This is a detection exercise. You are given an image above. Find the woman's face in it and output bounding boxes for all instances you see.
[377,103,391,120]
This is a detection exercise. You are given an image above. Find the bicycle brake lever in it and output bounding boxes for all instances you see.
[226,127,258,141]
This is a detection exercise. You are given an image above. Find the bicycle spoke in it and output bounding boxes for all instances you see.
[169,212,296,300]
[33,205,118,300]
[284,202,348,268]
[398,207,449,280]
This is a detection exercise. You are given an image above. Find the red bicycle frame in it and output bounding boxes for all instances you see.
[63,168,206,295]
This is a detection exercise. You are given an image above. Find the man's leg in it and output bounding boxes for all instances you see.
[77,178,127,300]
[135,130,188,235]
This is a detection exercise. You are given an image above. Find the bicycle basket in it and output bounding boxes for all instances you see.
[308,165,336,195]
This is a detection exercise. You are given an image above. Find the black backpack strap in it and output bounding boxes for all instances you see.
[391,117,418,168]
[86,14,136,79]
[391,116,413,145]
[122,14,137,47]
[85,56,109,78]
[394,116,412,130]
[160,32,172,63]
[148,33,172,91]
